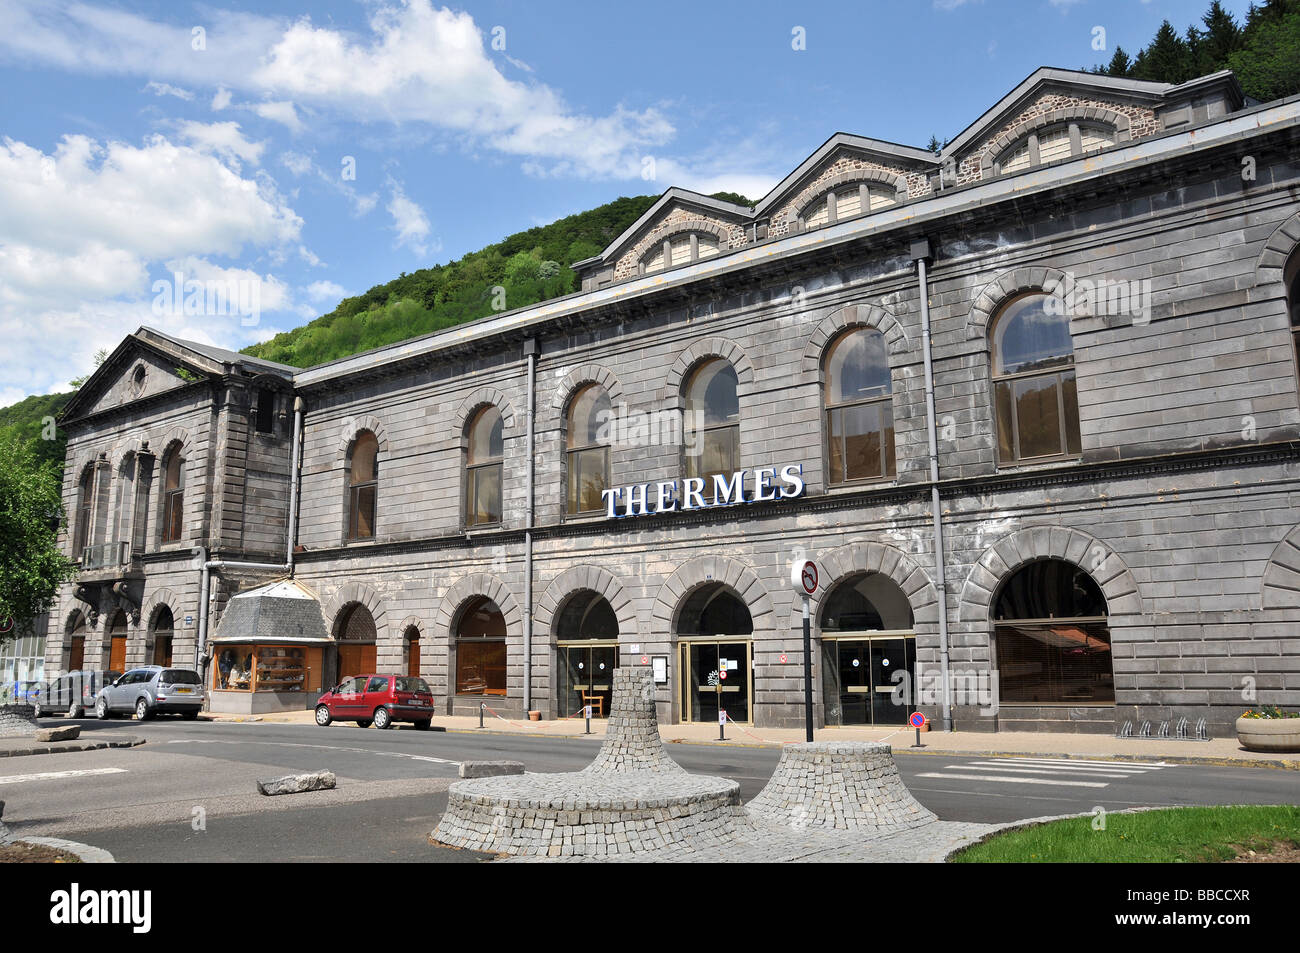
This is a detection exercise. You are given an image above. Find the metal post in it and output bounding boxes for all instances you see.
[584,705,591,735]
[802,594,813,742]
[719,710,725,742]
[479,703,485,729]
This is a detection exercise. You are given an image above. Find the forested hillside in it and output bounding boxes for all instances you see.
[244,191,752,369]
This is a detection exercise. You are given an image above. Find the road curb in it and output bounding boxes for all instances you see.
[18,836,116,863]
[0,736,146,758]
[443,726,1299,768]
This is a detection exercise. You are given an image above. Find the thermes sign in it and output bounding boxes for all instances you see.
[601,464,806,518]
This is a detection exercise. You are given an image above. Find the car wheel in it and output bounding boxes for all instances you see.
[95,697,110,720]
[135,698,153,721]
[373,707,392,730]
[181,710,199,721]
[315,706,332,727]
[413,719,431,731]
[355,719,372,729]
[68,704,82,719]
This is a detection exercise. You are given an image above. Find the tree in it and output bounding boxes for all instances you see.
[1229,0,1300,101]
[1103,46,1134,77]
[1131,20,1196,84]
[0,431,77,733]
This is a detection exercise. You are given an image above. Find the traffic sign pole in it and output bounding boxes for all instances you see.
[802,593,813,742]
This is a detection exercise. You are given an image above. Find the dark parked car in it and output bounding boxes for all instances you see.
[95,666,205,720]
[315,674,435,729]
[37,670,122,718]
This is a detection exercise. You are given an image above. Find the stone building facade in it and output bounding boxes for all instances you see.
[46,67,1300,733]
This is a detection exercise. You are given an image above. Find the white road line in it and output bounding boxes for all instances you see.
[915,771,1110,788]
[995,757,1170,769]
[966,760,1158,774]
[948,763,1137,779]
[0,767,127,786]
[164,738,459,765]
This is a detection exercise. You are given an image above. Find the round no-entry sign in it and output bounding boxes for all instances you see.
[909,712,926,728]
[0,618,12,634]
[719,669,727,680]
[791,559,818,596]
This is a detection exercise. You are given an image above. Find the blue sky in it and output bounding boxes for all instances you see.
[0,0,1250,404]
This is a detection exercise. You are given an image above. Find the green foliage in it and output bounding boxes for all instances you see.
[0,431,78,641]
[1100,1,1300,103]
[0,392,74,472]
[245,194,663,368]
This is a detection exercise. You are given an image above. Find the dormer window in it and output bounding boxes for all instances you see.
[641,232,720,274]
[994,122,1117,175]
[800,185,896,229]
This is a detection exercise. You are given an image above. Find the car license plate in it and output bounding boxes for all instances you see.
[175,688,192,694]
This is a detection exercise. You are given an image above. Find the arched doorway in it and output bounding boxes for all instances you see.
[819,572,915,726]
[554,590,619,718]
[66,612,87,671]
[675,583,753,724]
[454,597,507,697]
[404,625,421,678]
[994,558,1112,705]
[151,607,174,666]
[104,610,128,673]
[335,603,377,680]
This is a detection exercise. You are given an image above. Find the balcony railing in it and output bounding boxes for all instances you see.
[81,541,130,571]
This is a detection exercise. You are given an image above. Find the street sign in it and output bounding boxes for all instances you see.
[719,709,726,725]
[779,653,788,664]
[0,618,12,634]
[719,669,727,680]
[790,558,818,595]
[909,712,926,728]
[640,655,649,664]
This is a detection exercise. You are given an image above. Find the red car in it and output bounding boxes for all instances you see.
[315,674,435,730]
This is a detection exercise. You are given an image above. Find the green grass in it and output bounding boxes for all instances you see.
[951,805,1300,863]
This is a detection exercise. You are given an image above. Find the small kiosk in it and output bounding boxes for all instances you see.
[206,580,331,715]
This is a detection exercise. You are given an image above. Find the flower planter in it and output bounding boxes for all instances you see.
[1235,716,1300,752]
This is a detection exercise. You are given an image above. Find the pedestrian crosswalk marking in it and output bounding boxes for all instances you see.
[953,763,1140,779]
[916,771,1110,788]
[0,767,127,786]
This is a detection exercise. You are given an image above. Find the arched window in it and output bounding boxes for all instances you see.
[677,584,753,637]
[73,465,94,558]
[161,450,185,543]
[802,184,897,228]
[346,431,378,541]
[1287,252,1300,380]
[566,384,611,515]
[404,625,421,677]
[333,603,378,684]
[994,558,1112,705]
[151,607,174,666]
[676,583,754,724]
[642,231,720,274]
[455,597,507,696]
[684,359,740,483]
[465,407,503,527]
[824,328,895,485]
[995,122,1117,174]
[992,292,1081,464]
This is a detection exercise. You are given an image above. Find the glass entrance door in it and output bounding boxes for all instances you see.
[556,642,617,718]
[821,636,915,726]
[679,640,751,724]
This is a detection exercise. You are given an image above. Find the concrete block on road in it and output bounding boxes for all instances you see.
[256,770,337,796]
[458,760,525,778]
[34,726,81,743]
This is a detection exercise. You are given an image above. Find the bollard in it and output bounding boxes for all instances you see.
[719,709,726,742]
[479,703,485,729]
[584,704,591,735]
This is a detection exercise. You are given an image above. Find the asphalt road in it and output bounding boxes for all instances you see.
[3,717,1298,862]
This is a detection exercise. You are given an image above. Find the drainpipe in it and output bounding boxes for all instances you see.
[287,397,303,574]
[912,239,954,733]
[522,338,538,714]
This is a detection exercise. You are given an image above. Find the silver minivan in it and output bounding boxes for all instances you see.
[94,665,205,720]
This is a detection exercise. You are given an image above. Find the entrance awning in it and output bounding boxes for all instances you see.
[210,580,330,645]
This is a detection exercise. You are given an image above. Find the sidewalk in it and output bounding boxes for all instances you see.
[203,709,1300,769]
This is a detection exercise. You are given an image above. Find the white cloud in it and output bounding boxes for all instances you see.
[174,120,265,169]
[212,87,233,111]
[386,181,436,256]
[306,279,346,303]
[0,0,674,179]
[144,81,193,101]
[280,151,313,175]
[0,132,303,398]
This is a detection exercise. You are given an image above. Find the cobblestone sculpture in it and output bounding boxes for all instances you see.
[746,741,937,831]
[431,669,947,860]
